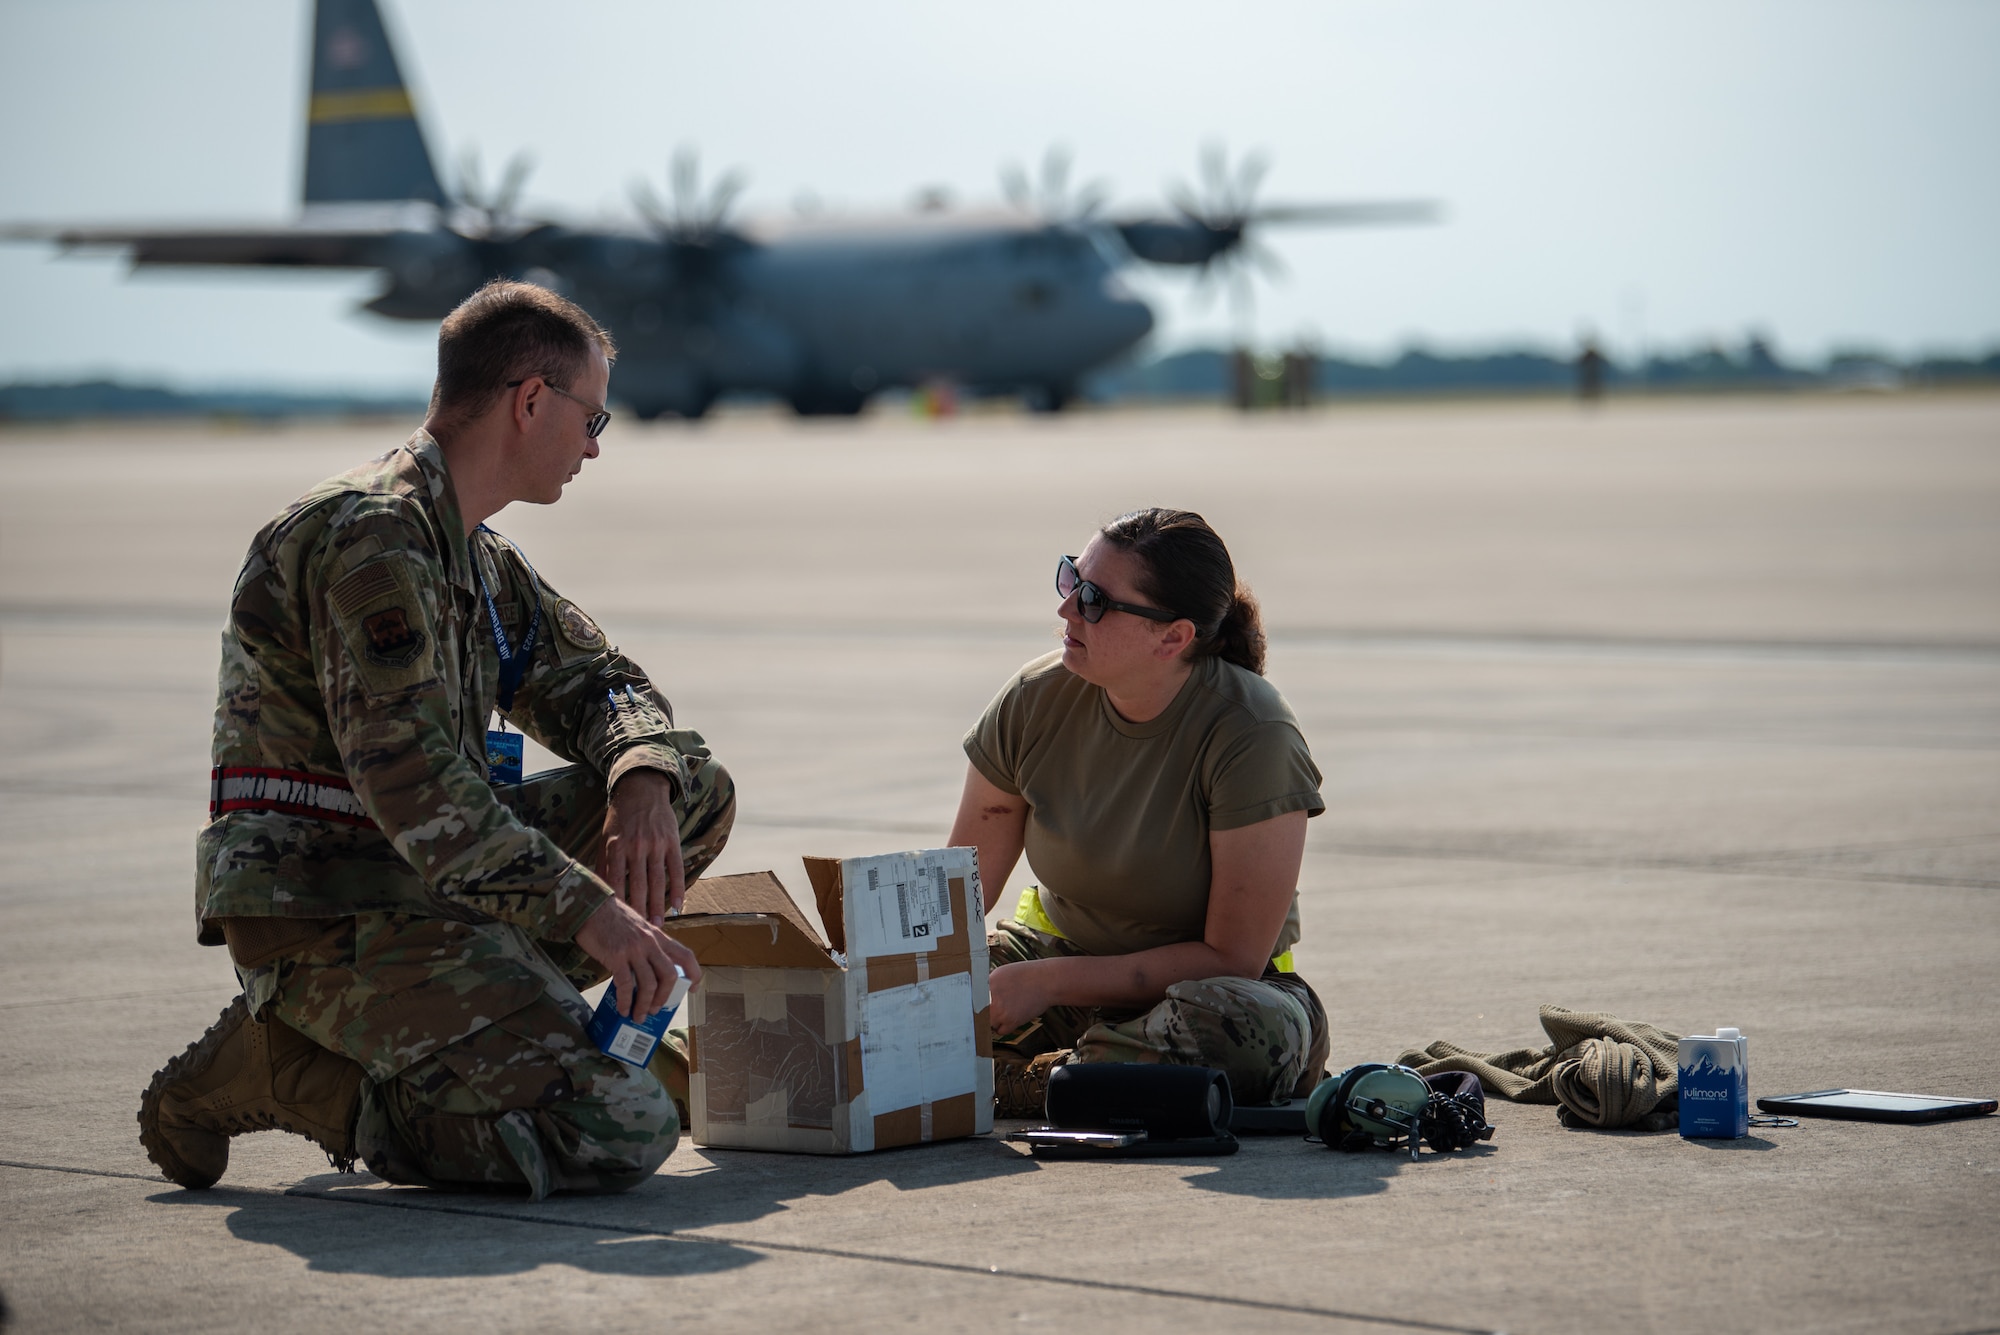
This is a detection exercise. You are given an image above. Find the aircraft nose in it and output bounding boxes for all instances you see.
[1113,293,1154,344]
[1094,286,1153,357]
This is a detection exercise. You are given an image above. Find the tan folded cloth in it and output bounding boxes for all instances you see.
[1397,1005,1682,1131]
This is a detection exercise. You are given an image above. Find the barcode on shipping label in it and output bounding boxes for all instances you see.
[849,852,958,958]
[608,1024,657,1065]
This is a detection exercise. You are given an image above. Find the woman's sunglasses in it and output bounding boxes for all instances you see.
[1056,555,1179,625]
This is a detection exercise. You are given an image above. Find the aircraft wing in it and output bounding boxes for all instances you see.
[0,222,402,269]
[1246,201,1442,226]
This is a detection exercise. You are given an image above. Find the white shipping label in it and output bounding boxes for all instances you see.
[858,973,978,1115]
[844,851,956,958]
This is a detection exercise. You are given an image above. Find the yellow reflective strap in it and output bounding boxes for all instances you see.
[1018,884,1298,973]
[1012,885,1065,938]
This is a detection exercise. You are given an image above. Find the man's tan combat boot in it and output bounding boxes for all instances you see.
[137,995,366,1189]
[994,1048,1070,1119]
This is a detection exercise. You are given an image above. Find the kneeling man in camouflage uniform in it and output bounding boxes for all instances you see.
[140,280,732,1200]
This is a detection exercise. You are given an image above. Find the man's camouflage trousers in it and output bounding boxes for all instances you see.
[225,733,732,1200]
[988,918,1331,1104]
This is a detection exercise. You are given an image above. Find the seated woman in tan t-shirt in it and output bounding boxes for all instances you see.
[950,507,1330,1114]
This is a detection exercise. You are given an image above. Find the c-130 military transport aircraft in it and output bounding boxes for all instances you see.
[14,0,1435,419]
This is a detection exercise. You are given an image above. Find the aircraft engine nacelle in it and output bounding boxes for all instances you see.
[1113,220,1235,268]
[362,230,485,319]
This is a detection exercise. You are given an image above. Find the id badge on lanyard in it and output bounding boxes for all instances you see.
[474,525,542,787]
[485,727,525,786]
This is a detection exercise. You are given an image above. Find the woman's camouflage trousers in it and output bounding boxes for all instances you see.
[988,918,1330,1105]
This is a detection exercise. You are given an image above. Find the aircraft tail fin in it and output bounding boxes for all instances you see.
[303,0,446,206]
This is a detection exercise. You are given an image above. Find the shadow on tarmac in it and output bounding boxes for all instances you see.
[138,1132,1450,1279]
[146,1135,1045,1279]
[153,1185,761,1278]
[1680,1135,1782,1152]
[1179,1137,1501,1200]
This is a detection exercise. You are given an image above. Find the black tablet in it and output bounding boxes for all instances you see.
[1755,1089,1996,1124]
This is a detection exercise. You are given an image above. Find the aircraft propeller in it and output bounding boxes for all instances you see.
[1166,144,1286,323]
[1121,143,1441,328]
[1000,145,1112,225]
[1167,142,1441,237]
[631,146,749,247]
[453,147,538,240]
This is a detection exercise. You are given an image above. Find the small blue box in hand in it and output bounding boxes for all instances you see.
[586,967,691,1068]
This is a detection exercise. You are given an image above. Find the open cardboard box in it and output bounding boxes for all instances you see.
[676,848,993,1153]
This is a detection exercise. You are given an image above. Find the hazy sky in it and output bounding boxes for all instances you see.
[2,0,1995,392]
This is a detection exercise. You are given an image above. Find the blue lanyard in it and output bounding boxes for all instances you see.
[472,524,543,714]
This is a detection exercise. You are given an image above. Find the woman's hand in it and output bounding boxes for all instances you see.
[988,959,1057,1034]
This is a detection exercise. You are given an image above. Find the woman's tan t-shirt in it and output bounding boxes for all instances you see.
[963,650,1324,958]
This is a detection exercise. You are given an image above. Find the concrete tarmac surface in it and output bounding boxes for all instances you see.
[2,394,1996,1334]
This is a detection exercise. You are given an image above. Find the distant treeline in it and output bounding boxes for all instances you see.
[0,380,426,422]
[1086,342,2000,400]
[5,342,1999,421]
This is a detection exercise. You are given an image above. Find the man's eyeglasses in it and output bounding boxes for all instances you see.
[1056,555,1179,625]
[507,377,611,438]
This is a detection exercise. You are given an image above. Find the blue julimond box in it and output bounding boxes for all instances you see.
[1678,1028,1749,1138]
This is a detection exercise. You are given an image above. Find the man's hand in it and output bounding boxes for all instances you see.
[575,896,701,1020]
[987,960,1056,1035]
[598,768,684,924]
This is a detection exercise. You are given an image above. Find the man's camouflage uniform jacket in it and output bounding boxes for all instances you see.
[199,429,686,952]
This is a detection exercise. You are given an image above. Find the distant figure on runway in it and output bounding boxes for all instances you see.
[1281,348,1317,409]
[1229,347,1258,411]
[1577,335,1607,402]
[948,510,1331,1114]
[140,281,733,1199]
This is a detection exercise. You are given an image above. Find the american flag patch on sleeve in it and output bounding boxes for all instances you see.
[329,561,402,618]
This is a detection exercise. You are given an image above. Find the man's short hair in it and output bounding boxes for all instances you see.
[428,280,617,426]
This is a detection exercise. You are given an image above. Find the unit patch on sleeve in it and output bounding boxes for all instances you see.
[555,599,606,651]
[361,606,427,668]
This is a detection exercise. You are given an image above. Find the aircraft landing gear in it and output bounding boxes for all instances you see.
[678,387,717,422]
[1023,383,1074,414]
[789,388,869,417]
[627,386,714,423]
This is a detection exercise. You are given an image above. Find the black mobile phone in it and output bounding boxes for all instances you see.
[1008,1129,1146,1149]
[1755,1089,1996,1124]
[1003,1127,1240,1158]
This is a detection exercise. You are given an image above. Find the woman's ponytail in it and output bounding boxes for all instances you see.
[1206,586,1267,675]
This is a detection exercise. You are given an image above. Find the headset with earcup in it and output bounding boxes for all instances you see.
[1306,1063,1494,1160]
